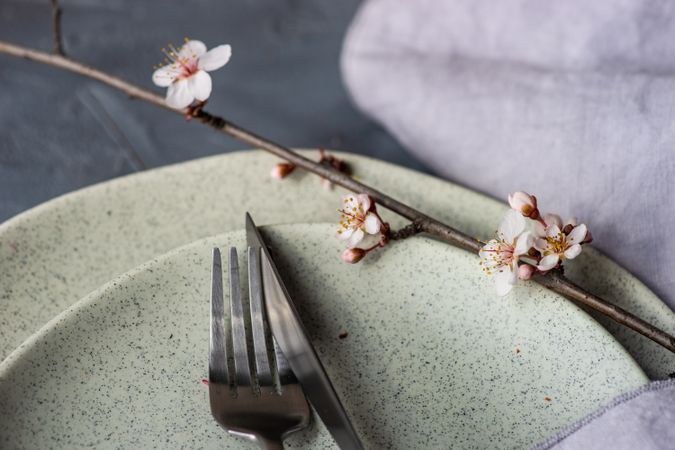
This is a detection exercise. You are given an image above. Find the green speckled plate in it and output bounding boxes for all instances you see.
[0,224,648,449]
[0,150,673,379]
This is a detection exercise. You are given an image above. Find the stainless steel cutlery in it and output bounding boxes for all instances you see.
[208,213,364,449]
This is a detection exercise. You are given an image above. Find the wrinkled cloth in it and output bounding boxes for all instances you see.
[533,379,675,449]
[341,0,675,311]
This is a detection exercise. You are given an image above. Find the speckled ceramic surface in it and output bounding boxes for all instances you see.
[0,224,648,449]
[0,150,673,379]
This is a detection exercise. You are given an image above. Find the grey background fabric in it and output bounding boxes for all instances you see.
[0,0,426,223]
[342,0,675,310]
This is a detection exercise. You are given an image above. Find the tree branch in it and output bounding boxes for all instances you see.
[388,221,423,240]
[50,0,65,56]
[0,39,673,354]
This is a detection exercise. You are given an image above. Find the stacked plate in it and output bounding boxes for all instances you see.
[1,150,673,448]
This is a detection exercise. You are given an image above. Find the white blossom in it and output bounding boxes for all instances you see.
[152,39,231,108]
[534,220,588,271]
[337,194,382,248]
[479,210,533,296]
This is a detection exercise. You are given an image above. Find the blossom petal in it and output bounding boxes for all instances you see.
[533,221,547,238]
[566,217,578,227]
[564,244,582,260]
[480,257,501,269]
[152,64,180,87]
[188,70,212,101]
[513,231,533,256]
[537,254,560,271]
[178,40,207,60]
[534,238,548,253]
[494,269,517,296]
[543,213,562,228]
[337,228,353,241]
[545,224,562,239]
[364,213,381,234]
[357,194,371,212]
[347,228,364,248]
[481,260,499,270]
[498,210,526,243]
[342,193,359,211]
[198,44,232,71]
[479,240,499,263]
[165,78,194,109]
[567,224,588,245]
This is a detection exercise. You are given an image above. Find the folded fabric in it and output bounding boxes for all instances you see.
[341,0,675,310]
[533,379,675,449]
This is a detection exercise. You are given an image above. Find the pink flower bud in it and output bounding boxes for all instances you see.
[517,264,535,280]
[270,163,296,179]
[341,248,366,264]
[321,178,333,190]
[508,191,539,219]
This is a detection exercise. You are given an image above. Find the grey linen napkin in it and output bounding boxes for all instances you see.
[341,0,675,312]
[532,379,675,449]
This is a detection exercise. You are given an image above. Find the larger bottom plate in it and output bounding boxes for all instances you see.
[0,224,647,449]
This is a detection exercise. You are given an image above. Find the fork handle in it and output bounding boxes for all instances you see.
[257,436,284,450]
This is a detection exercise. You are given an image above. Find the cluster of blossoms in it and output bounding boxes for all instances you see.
[152,38,232,109]
[150,48,591,287]
[336,193,388,263]
[480,192,592,296]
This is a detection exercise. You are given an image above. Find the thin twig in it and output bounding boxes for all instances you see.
[0,39,674,354]
[388,221,423,240]
[0,41,166,108]
[50,0,65,56]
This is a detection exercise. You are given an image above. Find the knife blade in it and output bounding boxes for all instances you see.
[245,213,364,450]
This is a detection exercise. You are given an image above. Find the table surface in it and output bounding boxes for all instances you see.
[0,0,426,223]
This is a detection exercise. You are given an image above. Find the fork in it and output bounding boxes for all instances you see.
[209,247,311,449]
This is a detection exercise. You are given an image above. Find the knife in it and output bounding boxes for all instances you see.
[245,213,364,450]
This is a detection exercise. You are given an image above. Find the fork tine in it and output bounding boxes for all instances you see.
[247,247,274,386]
[209,248,228,385]
[228,247,252,387]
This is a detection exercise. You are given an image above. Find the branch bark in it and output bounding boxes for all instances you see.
[1,39,674,354]
[388,221,423,240]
